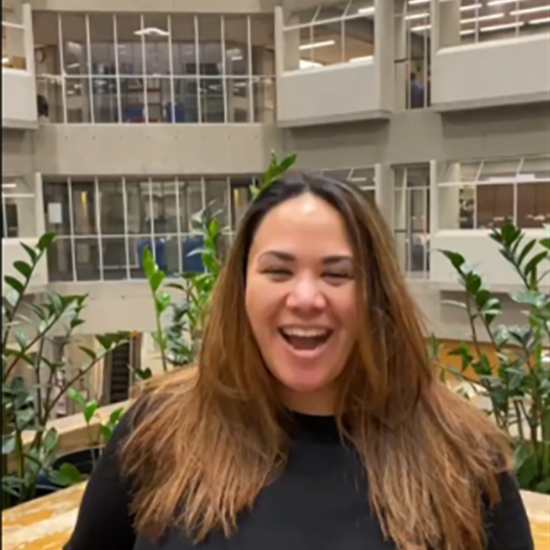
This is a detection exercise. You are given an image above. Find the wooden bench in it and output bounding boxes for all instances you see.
[2,483,549,550]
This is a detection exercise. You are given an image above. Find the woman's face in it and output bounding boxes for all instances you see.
[245,193,358,415]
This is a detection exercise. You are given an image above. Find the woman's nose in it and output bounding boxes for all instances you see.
[286,277,326,312]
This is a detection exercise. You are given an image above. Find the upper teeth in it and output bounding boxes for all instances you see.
[282,328,329,338]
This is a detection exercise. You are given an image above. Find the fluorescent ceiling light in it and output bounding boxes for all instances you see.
[460,3,483,12]
[2,183,17,188]
[67,62,80,69]
[134,27,170,37]
[461,13,504,24]
[299,59,323,68]
[406,11,429,20]
[2,57,9,64]
[480,21,525,32]
[358,7,375,14]
[510,6,550,16]
[231,55,243,61]
[351,177,367,182]
[408,0,429,4]
[350,55,373,62]
[530,16,550,24]
[299,39,335,51]
[461,29,476,35]
[487,0,527,5]
[411,24,431,31]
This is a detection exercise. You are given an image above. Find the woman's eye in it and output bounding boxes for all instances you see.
[323,272,353,281]
[264,269,292,279]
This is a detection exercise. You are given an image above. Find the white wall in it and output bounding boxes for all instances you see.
[430,229,550,291]
[2,238,49,293]
[2,69,38,129]
[278,62,384,127]
[432,35,550,109]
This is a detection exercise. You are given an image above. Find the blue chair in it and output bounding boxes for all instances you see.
[183,236,205,274]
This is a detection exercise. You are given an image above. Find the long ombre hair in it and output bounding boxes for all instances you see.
[121,173,511,550]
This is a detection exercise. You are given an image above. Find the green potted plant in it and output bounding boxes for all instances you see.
[435,224,550,494]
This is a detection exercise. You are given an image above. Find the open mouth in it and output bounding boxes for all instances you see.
[279,327,333,351]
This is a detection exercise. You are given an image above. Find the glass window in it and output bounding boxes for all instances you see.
[33,12,62,76]
[102,237,128,280]
[521,155,550,182]
[44,180,71,235]
[92,77,119,123]
[197,15,222,77]
[125,178,152,234]
[75,238,100,281]
[230,179,253,230]
[116,14,143,75]
[66,78,92,123]
[89,14,116,75]
[225,16,249,76]
[478,159,520,185]
[227,79,250,123]
[173,78,199,123]
[146,77,171,122]
[476,184,514,229]
[99,179,125,235]
[2,177,35,238]
[204,179,229,230]
[253,77,275,123]
[128,236,152,278]
[143,14,170,75]
[517,182,550,228]
[171,14,197,75]
[343,16,375,63]
[200,78,225,123]
[151,179,179,234]
[36,77,64,122]
[179,179,204,232]
[47,238,74,281]
[61,14,89,75]
[251,15,275,76]
[71,180,98,235]
[349,167,376,188]
[439,185,476,230]
[120,77,145,123]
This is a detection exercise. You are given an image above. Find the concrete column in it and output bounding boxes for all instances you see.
[374,0,395,112]
[431,0,460,57]
[433,160,461,230]
[34,173,45,236]
[393,0,407,111]
[375,163,394,228]
[393,167,408,272]
[23,4,36,76]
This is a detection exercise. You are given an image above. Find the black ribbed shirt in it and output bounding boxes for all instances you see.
[65,411,534,550]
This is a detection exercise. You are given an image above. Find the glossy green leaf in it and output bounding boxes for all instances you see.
[150,270,165,293]
[4,276,24,295]
[20,242,38,263]
[156,292,171,314]
[49,463,83,487]
[84,401,99,424]
[13,261,33,280]
[67,387,87,407]
[43,428,59,456]
[2,434,15,455]
[37,233,56,252]
[517,238,537,267]
[440,250,466,271]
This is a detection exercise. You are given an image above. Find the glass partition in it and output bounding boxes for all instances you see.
[32,12,276,124]
[283,0,375,71]
[2,7,26,70]
[2,176,36,238]
[438,155,550,230]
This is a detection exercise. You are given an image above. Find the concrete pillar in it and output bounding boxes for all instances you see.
[22,4,36,76]
[431,0,461,58]
[393,0,407,111]
[393,167,408,272]
[374,0,395,112]
[432,160,461,230]
[375,163,394,228]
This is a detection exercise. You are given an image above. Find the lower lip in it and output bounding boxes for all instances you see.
[279,332,332,361]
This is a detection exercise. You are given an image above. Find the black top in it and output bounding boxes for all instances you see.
[65,411,534,550]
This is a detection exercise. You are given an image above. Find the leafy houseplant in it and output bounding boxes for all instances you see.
[436,224,550,494]
[2,234,129,508]
[145,152,297,373]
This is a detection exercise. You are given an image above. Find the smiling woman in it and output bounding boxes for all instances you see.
[64,173,533,550]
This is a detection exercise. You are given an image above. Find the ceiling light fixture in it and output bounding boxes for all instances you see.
[406,11,429,20]
[480,21,525,32]
[299,39,335,51]
[530,16,550,24]
[487,0,527,5]
[358,7,375,15]
[2,57,9,64]
[510,6,550,16]
[460,3,483,12]
[408,0,429,5]
[299,59,323,68]
[461,13,504,24]
[411,24,431,32]
[2,183,17,189]
[134,27,170,37]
